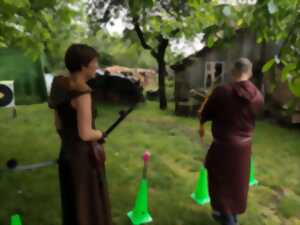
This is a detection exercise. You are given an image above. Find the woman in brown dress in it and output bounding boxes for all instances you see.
[199,58,264,225]
[48,44,113,225]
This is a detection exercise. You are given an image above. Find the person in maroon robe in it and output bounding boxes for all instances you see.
[199,58,264,225]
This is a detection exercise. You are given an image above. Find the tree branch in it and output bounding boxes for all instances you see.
[160,2,177,19]
[133,19,158,58]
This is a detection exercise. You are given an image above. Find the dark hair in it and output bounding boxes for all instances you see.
[233,57,253,76]
[64,44,99,73]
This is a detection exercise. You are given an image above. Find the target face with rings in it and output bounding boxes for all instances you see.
[0,84,13,107]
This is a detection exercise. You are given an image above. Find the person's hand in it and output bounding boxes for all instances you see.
[97,130,106,144]
[97,130,104,140]
[90,142,106,167]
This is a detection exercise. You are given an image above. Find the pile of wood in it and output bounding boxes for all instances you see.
[104,66,157,88]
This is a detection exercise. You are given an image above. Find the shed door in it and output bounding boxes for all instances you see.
[204,61,225,89]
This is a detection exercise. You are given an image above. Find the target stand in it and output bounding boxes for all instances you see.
[0,81,16,118]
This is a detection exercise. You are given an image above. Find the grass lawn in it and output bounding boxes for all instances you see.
[0,101,300,225]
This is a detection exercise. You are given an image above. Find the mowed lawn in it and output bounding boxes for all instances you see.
[0,102,300,225]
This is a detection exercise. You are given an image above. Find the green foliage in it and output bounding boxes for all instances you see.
[207,34,216,48]
[98,52,115,67]
[262,58,275,73]
[247,0,300,96]
[0,0,81,61]
[281,63,297,82]
[88,0,219,62]
[288,77,300,97]
[86,31,156,68]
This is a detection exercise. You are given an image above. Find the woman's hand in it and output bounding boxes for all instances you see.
[96,130,106,144]
[96,130,104,140]
[90,142,106,167]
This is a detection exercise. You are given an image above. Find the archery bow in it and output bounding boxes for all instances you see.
[196,75,222,144]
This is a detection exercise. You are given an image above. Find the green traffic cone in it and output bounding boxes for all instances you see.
[249,158,258,186]
[10,214,22,225]
[191,165,210,205]
[128,179,152,225]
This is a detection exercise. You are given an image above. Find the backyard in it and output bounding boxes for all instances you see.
[0,102,300,225]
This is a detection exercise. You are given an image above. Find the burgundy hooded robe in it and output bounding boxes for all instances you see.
[200,80,264,214]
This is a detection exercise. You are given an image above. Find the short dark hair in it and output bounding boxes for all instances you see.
[233,57,253,76]
[64,44,99,73]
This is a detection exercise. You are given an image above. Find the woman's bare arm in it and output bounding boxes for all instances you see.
[73,93,103,141]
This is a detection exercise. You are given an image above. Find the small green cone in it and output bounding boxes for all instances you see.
[191,166,210,205]
[10,214,22,225]
[128,179,152,225]
[249,158,258,186]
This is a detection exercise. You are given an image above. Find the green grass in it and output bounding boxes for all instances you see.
[0,102,300,225]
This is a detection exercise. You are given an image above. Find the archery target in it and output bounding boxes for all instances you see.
[0,81,15,108]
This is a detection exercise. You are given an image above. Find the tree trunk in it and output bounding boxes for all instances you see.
[132,21,169,110]
[157,58,167,110]
[156,35,169,110]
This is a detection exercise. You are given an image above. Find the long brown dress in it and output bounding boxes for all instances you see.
[200,80,264,215]
[48,75,113,225]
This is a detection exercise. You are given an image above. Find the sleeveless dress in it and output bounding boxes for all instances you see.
[48,75,113,225]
